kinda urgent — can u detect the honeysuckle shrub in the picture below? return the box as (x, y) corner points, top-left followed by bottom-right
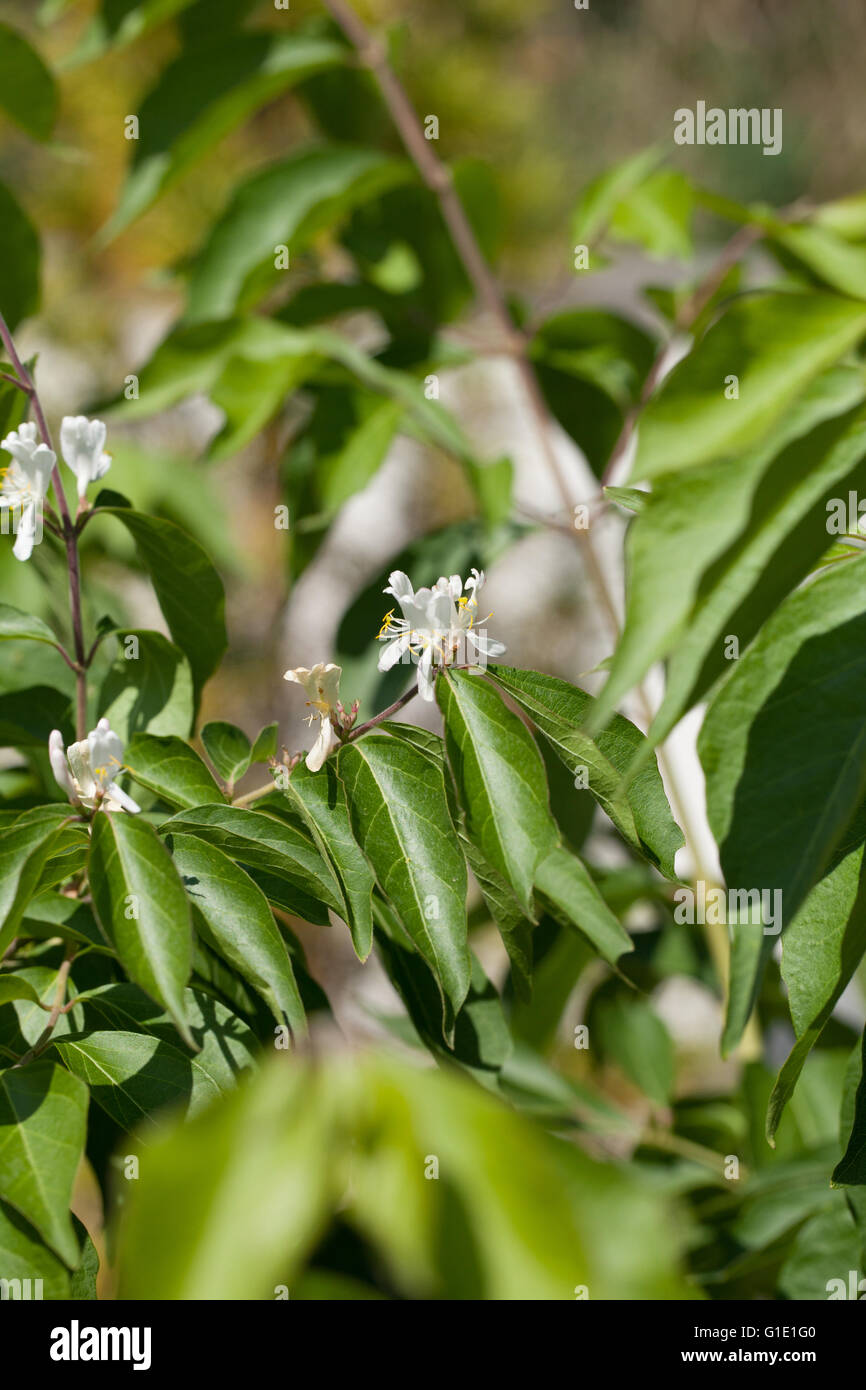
(1, 0), (866, 1303)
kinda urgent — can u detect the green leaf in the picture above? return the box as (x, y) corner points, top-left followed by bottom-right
(535, 846), (633, 965)
(97, 629), (194, 742)
(161, 801), (344, 925)
(184, 146), (413, 323)
(593, 996), (674, 1106)
(277, 759), (375, 960)
(199, 721), (251, 789)
(437, 669), (558, 916)
(608, 168), (694, 260)
(770, 222), (866, 301)
(767, 806), (866, 1142)
(571, 146), (664, 251)
(88, 812), (193, 1043)
(0, 1060), (87, 1267)
(530, 310), (656, 477)
(318, 397), (403, 513)
(54, 1030), (225, 1131)
(488, 666), (683, 878)
(20, 892), (109, 953)
(0, 1197), (71, 1298)
(338, 734), (470, 1038)
(114, 1059), (338, 1298)
(0, 23), (57, 140)
(77, 980), (257, 1071)
(70, 1216), (100, 1300)
(250, 722), (278, 764)
(0, 178), (40, 331)
(102, 33), (347, 238)
(0, 604), (60, 647)
(95, 502), (227, 694)
(457, 830), (534, 1002)
(0, 685), (72, 748)
(168, 832), (305, 1036)
(833, 1030), (866, 1185)
(0, 975), (43, 1008)
(125, 733), (225, 809)
(0, 806), (73, 954)
(700, 552), (866, 1050)
(374, 905), (512, 1083)
(590, 368), (866, 737)
(631, 292), (866, 481)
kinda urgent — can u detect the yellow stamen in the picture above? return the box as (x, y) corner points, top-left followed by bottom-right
(377, 609), (395, 638)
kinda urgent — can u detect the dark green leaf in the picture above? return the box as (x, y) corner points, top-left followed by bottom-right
(338, 734), (470, 1037)
(88, 812), (193, 1043)
(169, 832), (305, 1036)
(125, 733), (225, 809)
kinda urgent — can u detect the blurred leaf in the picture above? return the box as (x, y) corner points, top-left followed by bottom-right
(116, 1051), (695, 1299)
(89, 811), (193, 1044)
(0, 1060), (87, 1267)
(0, 179), (40, 330)
(184, 146), (413, 323)
(0, 604), (59, 648)
(530, 309), (655, 477)
(631, 292), (866, 481)
(771, 223), (866, 300)
(102, 33), (347, 239)
(609, 168), (694, 259)
(0, 23), (57, 140)
(571, 145), (664, 254)
(591, 368), (866, 738)
(594, 995), (674, 1106)
(815, 192), (866, 241)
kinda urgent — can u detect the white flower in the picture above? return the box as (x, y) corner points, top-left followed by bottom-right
(284, 662), (344, 771)
(377, 568), (505, 700)
(49, 719), (140, 813)
(60, 415), (111, 499)
(0, 422), (55, 561)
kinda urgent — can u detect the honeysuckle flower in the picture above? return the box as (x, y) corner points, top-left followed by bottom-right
(60, 415), (111, 499)
(0, 422), (55, 561)
(49, 719), (140, 814)
(284, 662), (358, 771)
(377, 568), (505, 700)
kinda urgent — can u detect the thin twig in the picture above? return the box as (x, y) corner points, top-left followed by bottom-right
(346, 682), (419, 740)
(13, 945), (77, 1067)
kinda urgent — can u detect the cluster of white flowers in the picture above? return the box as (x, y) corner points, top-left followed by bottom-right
(377, 567), (505, 700)
(0, 415), (111, 561)
(49, 718), (140, 814)
(283, 569), (505, 773)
